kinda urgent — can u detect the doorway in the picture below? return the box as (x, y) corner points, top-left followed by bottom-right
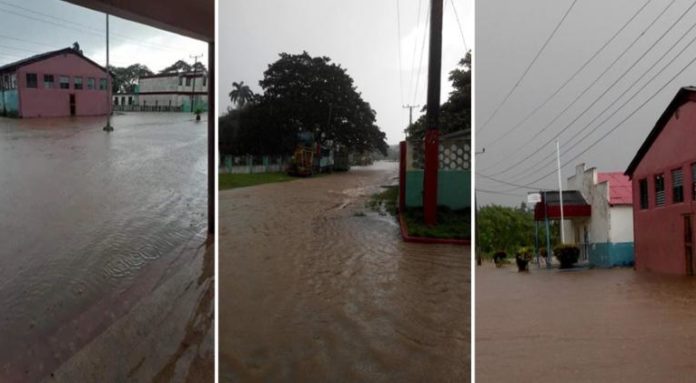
(69, 94), (76, 116)
(685, 215), (693, 275)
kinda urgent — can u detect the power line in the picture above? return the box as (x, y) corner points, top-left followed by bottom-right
(484, 0), (679, 177)
(480, 0), (652, 155)
(0, 1), (184, 55)
(476, 188), (528, 197)
(395, 0), (404, 105)
(507, 18), (696, 185)
(412, 1), (431, 104)
(477, 172), (546, 190)
(496, 45), (696, 191)
(478, 0), (579, 133)
(504, 11), (696, 184)
(448, 0), (468, 52)
(408, 0), (425, 99)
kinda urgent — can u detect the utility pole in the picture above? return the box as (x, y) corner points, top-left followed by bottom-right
(103, 14), (113, 132)
(189, 53), (203, 114)
(402, 104), (420, 127)
(423, 0), (444, 226)
(556, 140), (565, 244)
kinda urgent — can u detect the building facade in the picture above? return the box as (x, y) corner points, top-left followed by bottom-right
(0, 47), (110, 118)
(113, 72), (208, 112)
(565, 164), (634, 267)
(626, 86), (696, 275)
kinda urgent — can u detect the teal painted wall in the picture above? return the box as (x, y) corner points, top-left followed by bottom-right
(0, 90), (19, 117)
(588, 242), (634, 267)
(405, 170), (470, 210)
(182, 98), (208, 113)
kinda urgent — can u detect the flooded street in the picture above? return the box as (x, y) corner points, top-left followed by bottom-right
(477, 263), (696, 382)
(219, 161), (470, 382)
(0, 113), (211, 382)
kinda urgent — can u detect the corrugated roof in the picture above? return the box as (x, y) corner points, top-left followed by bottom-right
(598, 172), (632, 205)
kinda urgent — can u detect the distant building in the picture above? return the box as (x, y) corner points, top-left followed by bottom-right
(0, 47), (111, 118)
(113, 71), (208, 112)
(626, 86), (696, 275)
(564, 164), (634, 267)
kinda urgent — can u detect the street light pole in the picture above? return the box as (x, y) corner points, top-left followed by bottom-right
(103, 13), (113, 132)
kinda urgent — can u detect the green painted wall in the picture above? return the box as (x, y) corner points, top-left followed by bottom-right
(588, 242), (634, 267)
(0, 89), (19, 117)
(182, 98), (208, 113)
(405, 170), (470, 210)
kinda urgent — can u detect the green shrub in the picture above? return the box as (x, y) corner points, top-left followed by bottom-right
(517, 246), (533, 261)
(554, 245), (579, 269)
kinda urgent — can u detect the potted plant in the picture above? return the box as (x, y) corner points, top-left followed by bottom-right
(515, 246), (532, 272)
(493, 251), (507, 268)
(194, 107), (203, 121)
(554, 245), (580, 269)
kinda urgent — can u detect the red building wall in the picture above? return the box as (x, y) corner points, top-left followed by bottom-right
(631, 98), (696, 274)
(16, 52), (110, 118)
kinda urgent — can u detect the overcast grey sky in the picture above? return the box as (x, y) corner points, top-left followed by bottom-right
(0, 0), (207, 72)
(476, 0), (696, 206)
(219, 0), (472, 145)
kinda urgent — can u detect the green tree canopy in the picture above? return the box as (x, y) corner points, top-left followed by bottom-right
(220, 52), (388, 157)
(109, 63), (154, 93)
(159, 59), (206, 74)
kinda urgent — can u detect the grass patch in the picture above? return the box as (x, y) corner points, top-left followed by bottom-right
(403, 207), (470, 240)
(367, 185), (398, 216)
(219, 172), (295, 190)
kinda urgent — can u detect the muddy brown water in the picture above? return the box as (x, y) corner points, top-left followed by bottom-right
(0, 113), (207, 382)
(477, 263), (696, 382)
(219, 162), (470, 382)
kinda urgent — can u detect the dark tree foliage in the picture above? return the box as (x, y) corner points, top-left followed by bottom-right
(109, 63), (154, 93)
(229, 81), (255, 108)
(406, 50), (471, 140)
(159, 59), (206, 74)
(220, 52), (388, 157)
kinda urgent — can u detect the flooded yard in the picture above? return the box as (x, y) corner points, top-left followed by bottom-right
(477, 263), (696, 382)
(0, 113), (210, 382)
(219, 162), (470, 382)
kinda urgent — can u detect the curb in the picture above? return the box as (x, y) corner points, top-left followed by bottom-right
(399, 213), (470, 245)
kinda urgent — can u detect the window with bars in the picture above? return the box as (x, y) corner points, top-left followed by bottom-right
(655, 174), (665, 206)
(44, 74), (54, 88)
(639, 179), (649, 209)
(87, 77), (95, 90)
(26, 73), (37, 88)
(74, 77), (83, 90)
(673, 168), (684, 203)
(59, 76), (69, 89)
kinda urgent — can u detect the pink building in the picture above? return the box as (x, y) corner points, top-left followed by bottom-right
(626, 86), (696, 275)
(0, 47), (111, 118)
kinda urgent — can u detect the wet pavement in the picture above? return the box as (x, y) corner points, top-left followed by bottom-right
(0, 113), (210, 382)
(477, 262), (696, 382)
(219, 161), (470, 382)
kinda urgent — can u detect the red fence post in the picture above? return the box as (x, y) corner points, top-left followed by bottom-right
(399, 141), (407, 213)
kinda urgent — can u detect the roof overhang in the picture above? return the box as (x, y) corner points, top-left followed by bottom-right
(60, 0), (213, 42)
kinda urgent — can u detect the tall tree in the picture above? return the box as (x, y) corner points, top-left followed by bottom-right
(259, 51), (387, 155)
(109, 63), (154, 93)
(219, 52), (388, 157)
(229, 81), (255, 108)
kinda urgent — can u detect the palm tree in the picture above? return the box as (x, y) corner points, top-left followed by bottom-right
(229, 81), (255, 108)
